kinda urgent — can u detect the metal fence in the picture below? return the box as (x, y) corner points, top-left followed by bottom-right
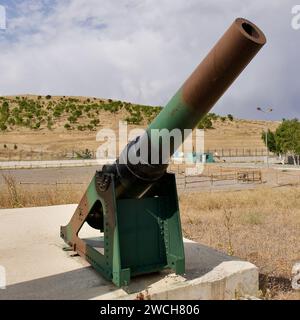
(9, 169), (262, 191)
(175, 170), (262, 189)
(0, 148), (272, 161)
(206, 148), (271, 157)
(0, 149), (97, 161)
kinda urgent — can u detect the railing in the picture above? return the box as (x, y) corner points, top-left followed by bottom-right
(0, 148), (273, 161)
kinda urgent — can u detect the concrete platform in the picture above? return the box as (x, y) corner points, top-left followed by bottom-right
(0, 204), (258, 300)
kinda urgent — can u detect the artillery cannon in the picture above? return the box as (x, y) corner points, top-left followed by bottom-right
(61, 18), (266, 286)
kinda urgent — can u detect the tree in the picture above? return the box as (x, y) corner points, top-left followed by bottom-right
(263, 119), (300, 165)
(0, 101), (9, 126)
(261, 129), (279, 154)
(197, 116), (213, 129)
(0, 124), (7, 131)
(227, 114), (234, 121)
(275, 119), (300, 165)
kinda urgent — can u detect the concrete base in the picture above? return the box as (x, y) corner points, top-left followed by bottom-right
(0, 205), (258, 300)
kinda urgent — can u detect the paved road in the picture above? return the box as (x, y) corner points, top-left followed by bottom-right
(0, 166), (101, 185)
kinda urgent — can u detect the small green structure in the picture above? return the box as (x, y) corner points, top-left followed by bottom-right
(204, 153), (215, 163)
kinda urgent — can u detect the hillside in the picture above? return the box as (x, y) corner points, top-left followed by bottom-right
(0, 95), (161, 131)
(0, 95), (280, 159)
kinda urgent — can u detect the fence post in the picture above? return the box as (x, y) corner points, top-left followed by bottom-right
(260, 171), (262, 184)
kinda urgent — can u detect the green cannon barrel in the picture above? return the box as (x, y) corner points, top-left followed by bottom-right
(103, 18), (266, 198)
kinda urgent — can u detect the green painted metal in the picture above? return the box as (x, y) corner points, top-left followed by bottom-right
(148, 89), (196, 132)
(61, 172), (184, 287)
(116, 173), (184, 277)
(205, 153), (215, 163)
(147, 89), (202, 150)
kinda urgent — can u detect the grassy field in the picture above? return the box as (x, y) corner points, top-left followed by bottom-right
(179, 187), (300, 299)
(1, 174), (299, 300)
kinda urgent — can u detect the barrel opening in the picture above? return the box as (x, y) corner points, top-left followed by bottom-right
(242, 22), (259, 39)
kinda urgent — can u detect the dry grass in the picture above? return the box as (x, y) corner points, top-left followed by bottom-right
(0, 175), (82, 208)
(179, 186), (300, 299)
(1, 174), (299, 299)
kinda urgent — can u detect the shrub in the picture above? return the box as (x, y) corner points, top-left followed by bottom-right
(67, 116), (77, 123)
(197, 116), (213, 129)
(227, 114), (234, 121)
(90, 119), (100, 126)
(53, 110), (62, 118)
(75, 149), (93, 159)
(2, 101), (9, 111)
(73, 110), (82, 117)
(8, 118), (16, 126)
(47, 120), (53, 129)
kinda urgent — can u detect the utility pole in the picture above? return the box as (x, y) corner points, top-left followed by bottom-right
(257, 107), (273, 167)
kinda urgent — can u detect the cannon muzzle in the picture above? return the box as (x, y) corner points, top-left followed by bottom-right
(103, 18), (266, 198)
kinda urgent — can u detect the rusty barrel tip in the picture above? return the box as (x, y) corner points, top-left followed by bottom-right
(234, 17), (266, 45)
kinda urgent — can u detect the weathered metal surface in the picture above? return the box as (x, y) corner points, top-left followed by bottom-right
(103, 17), (266, 200)
(61, 172), (184, 286)
(182, 18), (266, 116)
(61, 18), (266, 287)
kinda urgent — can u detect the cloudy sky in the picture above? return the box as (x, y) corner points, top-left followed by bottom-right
(0, 0), (299, 120)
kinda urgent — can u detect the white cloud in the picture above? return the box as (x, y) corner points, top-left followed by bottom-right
(0, 0), (298, 119)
